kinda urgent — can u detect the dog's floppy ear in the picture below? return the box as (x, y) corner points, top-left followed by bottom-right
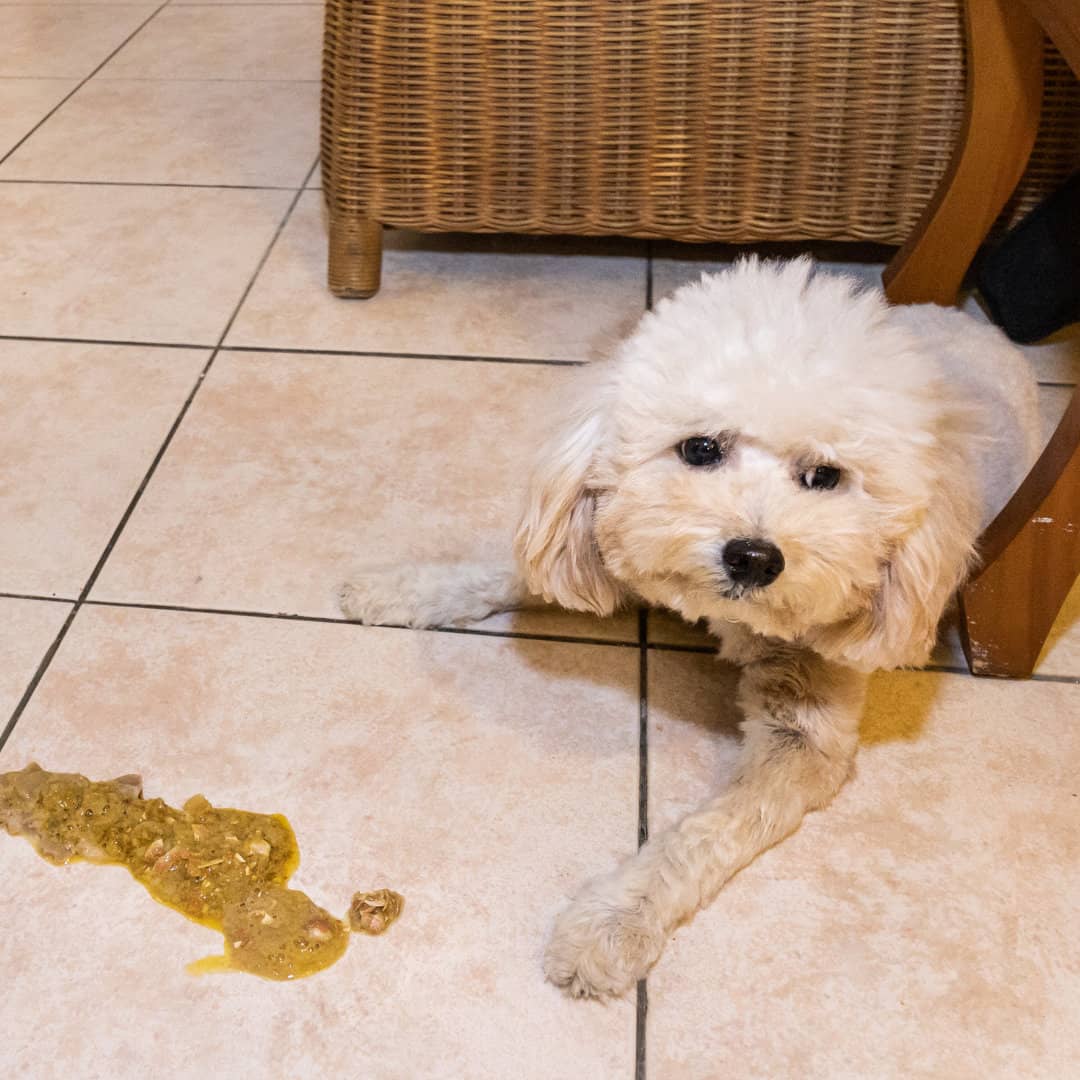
(513, 389), (623, 616)
(825, 477), (979, 671)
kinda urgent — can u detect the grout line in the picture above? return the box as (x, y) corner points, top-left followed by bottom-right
(645, 239), (654, 312)
(636, 979), (648, 1080)
(0, 179), (300, 190)
(21, 584), (1080, 676)
(1028, 671), (1080, 685)
(26, 587), (1080, 681)
(895, 662), (1080, 686)
(90, 77), (322, 84)
(0, 334), (586, 368)
(0, 591), (76, 605)
(0, 604), (82, 753)
(81, 597), (642, 648)
(1, 328), (1067, 381)
(980, 669), (1080, 686)
(0, 1), (172, 170)
(0, 334), (211, 350)
(223, 345), (585, 367)
(637, 610), (650, 847)
(199, 163), (318, 349)
(0, 324), (1070, 381)
(0, 162), (316, 754)
(635, 607), (649, 1080)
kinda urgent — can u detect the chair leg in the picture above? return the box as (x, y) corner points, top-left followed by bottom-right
(881, 0), (1044, 306)
(961, 387), (1080, 676)
(328, 212), (383, 299)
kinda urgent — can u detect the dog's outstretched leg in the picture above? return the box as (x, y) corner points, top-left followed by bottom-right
(338, 561), (532, 629)
(544, 647), (867, 999)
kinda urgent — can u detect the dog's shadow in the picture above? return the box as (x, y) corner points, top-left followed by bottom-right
(502, 607), (943, 755)
(860, 669), (944, 745)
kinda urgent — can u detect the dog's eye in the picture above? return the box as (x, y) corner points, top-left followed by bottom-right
(678, 437), (725, 468)
(801, 465), (842, 490)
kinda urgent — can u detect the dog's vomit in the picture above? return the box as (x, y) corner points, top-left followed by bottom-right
(0, 763), (401, 981)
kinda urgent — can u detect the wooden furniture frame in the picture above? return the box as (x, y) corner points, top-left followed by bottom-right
(884, 0), (1080, 676)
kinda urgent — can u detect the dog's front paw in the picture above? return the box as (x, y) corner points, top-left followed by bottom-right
(340, 561), (522, 629)
(544, 884), (666, 1000)
(338, 569), (435, 628)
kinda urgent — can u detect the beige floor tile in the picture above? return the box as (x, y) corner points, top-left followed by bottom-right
(1, 605), (638, 1078)
(92, 350), (637, 641)
(0, 78), (77, 157)
(0, 183), (292, 343)
(0, 342), (208, 596)
(645, 655), (1080, 1079)
(9, 0), (153, 4)
(1015, 323), (1080, 386)
(100, 6), (321, 81)
(0, 5), (156, 78)
(173, 0), (319, 4)
(0, 598), (70, 720)
(227, 192), (648, 360)
(0, 79), (319, 186)
(1039, 578), (1080, 678)
(170, 0), (317, 4)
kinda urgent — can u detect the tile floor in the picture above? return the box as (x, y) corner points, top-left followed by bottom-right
(1, 4), (1078, 1079)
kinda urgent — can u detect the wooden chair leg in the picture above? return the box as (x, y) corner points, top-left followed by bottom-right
(961, 387), (1080, 676)
(328, 212), (383, 299)
(881, 0), (1044, 306)
(878, 0), (1080, 677)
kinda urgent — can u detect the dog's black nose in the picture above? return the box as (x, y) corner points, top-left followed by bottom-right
(722, 538), (785, 588)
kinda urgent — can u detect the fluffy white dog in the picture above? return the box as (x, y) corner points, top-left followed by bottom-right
(340, 257), (1040, 999)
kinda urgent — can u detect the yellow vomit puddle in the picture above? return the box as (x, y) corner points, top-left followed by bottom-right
(0, 763), (403, 981)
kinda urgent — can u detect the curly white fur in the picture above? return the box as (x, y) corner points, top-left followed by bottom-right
(340, 257), (1040, 999)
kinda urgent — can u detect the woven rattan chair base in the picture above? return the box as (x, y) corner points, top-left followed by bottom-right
(321, 0), (1079, 297)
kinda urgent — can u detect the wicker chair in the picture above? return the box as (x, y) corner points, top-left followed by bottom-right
(321, 0), (1078, 299)
(320, 0), (1080, 680)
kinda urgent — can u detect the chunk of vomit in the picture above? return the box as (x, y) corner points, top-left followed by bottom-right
(0, 763), (401, 981)
(349, 888), (404, 935)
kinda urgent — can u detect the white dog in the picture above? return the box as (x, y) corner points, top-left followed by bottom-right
(340, 257), (1040, 999)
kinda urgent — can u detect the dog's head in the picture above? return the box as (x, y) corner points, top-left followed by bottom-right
(515, 258), (982, 671)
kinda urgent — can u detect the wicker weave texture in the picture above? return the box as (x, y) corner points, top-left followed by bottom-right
(322, 0), (1080, 245)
